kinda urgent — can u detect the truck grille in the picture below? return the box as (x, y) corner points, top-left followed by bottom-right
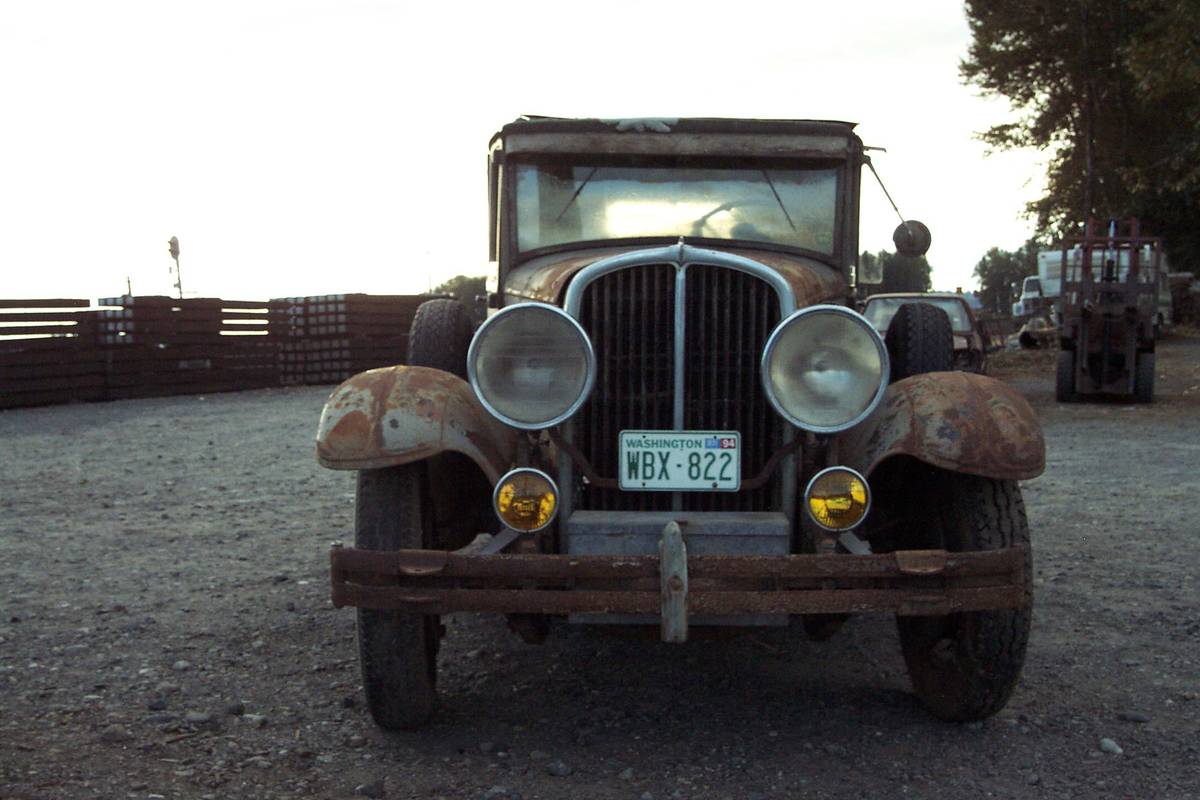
(573, 263), (783, 511)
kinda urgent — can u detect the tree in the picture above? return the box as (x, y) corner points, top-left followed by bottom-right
(880, 251), (932, 294)
(961, 0), (1200, 272)
(973, 242), (1039, 315)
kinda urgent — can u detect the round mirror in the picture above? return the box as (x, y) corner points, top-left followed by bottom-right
(893, 220), (932, 257)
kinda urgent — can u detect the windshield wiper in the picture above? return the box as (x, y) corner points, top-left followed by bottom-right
(760, 169), (797, 232)
(554, 167), (600, 223)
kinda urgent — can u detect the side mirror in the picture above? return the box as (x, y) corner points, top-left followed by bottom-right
(893, 220), (931, 257)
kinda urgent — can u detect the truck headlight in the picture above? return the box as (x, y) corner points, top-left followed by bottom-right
(805, 466), (871, 531)
(493, 468), (559, 532)
(761, 305), (889, 433)
(468, 303), (595, 430)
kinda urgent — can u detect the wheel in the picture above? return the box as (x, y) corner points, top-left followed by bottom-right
(895, 473), (1032, 722)
(355, 465), (439, 730)
(1134, 352), (1155, 404)
(408, 298), (475, 379)
(1055, 350), (1077, 403)
(884, 302), (953, 381)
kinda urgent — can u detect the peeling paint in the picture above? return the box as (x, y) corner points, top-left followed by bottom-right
(316, 366), (517, 482)
(839, 371), (1045, 480)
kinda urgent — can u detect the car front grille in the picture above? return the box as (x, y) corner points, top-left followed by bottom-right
(572, 262), (783, 512)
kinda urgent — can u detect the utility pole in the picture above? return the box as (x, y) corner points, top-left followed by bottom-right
(167, 236), (183, 299)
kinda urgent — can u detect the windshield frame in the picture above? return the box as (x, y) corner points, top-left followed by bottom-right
(505, 153), (848, 267)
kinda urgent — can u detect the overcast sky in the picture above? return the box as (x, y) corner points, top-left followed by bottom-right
(1, 0), (1044, 303)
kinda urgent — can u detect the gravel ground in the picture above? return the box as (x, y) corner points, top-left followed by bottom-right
(2, 333), (1199, 800)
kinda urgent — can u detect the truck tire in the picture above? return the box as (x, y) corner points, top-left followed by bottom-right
(355, 465), (439, 730)
(885, 302), (954, 381)
(1055, 350), (1077, 403)
(408, 298), (475, 379)
(1134, 352), (1155, 404)
(896, 473), (1032, 722)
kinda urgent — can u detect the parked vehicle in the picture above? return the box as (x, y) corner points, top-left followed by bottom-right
(1056, 218), (1162, 402)
(862, 292), (990, 373)
(317, 117), (1045, 729)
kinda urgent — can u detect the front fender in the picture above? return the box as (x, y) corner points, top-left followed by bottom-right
(838, 372), (1045, 481)
(316, 366), (517, 483)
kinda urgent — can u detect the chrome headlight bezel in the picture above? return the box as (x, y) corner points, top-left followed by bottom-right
(760, 304), (890, 434)
(467, 302), (596, 430)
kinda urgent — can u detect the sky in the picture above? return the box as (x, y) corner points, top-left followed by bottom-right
(0, 0), (1045, 303)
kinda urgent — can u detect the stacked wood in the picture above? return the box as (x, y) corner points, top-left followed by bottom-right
(0, 300), (103, 409)
(270, 294), (432, 385)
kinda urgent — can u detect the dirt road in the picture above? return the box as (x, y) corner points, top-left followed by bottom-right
(3, 334), (1199, 799)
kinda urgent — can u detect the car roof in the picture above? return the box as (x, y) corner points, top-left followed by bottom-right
(865, 293), (968, 302)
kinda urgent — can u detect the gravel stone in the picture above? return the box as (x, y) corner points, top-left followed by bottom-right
(171, 660), (192, 672)
(147, 696), (168, 711)
(185, 711), (213, 725)
(224, 700), (246, 716)
(546, 760), (573, 777)
(1100, 738), (1124, 755)
(355, 780), (386, 798)
(1118, 711), (1152, 723)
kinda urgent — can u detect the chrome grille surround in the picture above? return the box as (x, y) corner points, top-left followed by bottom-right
(561, 242), (796, 520)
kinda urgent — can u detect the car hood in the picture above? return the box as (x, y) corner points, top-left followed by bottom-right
(503, 245), (847, 308)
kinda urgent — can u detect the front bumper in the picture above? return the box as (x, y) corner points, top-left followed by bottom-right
(330, 542), (1027, 619)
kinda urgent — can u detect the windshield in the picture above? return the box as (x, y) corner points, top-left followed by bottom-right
(864, 297), (971, 332)
(514, 159), (839, 255)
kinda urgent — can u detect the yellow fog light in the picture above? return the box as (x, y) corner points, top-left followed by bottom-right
(804, 467), (871, 531)
(493, 468), (558, 532)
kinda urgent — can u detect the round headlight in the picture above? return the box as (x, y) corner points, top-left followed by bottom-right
(493, 468), (559, 532)
(805, 466), (871, 531)
(468, 303), (595, 430)
(761, 305), (889, 433)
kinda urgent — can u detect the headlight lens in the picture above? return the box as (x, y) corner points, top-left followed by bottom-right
(761, 305), (889, 433)
(493, 468), (559, 532)
(805, 466), (871, 531)
(468, 303), (595, 429)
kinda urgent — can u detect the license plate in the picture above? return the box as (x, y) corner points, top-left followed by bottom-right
(618, 430), (741, 492)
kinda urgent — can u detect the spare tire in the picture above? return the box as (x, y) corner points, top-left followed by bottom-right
(885, 302), (954, 381)
(408, 299), (475, 379)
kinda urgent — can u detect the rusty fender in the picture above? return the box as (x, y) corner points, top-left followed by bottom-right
(316, 366), (517, 482)
(838, 371), (1045, 481)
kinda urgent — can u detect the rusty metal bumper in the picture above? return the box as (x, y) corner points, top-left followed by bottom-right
(330, 544), (1027, 618)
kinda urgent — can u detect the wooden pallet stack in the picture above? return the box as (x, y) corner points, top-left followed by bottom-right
(0, 293), (434, 410)
(270, 294), (428, 385)
(96, 296), (278, 399)
(0, 299), (103, 409)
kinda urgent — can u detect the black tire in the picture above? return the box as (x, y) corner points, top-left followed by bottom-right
(1134, 352), (1155, 404)
(355, 465), (439, 730)
(896, 473), (1033, 722)
(1055, 350), (1077, 403)
(885, 302), (954, 381)
(408, 299), (475, 379)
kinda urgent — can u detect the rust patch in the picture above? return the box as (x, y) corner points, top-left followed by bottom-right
(840, 371), (1045, 481)
(316, 366), (517, 481)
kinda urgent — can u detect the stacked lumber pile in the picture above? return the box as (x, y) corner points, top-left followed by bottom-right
(269, 294), (429, 385)
(0, 299), (103, 409)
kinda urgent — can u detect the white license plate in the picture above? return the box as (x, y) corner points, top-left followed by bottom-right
(618, 430), (741, 491)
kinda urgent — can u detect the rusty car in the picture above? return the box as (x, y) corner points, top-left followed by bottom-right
(316, 117), (1045, 729)
(862, 292), (991, 373)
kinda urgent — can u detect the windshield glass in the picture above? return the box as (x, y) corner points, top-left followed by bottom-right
(863, 297), (971, 332)
(515, 159), (839, 254)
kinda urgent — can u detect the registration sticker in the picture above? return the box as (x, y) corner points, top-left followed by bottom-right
(617, 430), (741, 492)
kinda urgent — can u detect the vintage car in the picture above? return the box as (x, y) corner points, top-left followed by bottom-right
(317, 117), (1044, 730)
(862, 292), (990, 372)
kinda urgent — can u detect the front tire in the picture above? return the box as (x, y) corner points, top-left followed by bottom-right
(355, 465), (439, 730)
(885, 302), (954, 382)
(896, 472), (1033, 722)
